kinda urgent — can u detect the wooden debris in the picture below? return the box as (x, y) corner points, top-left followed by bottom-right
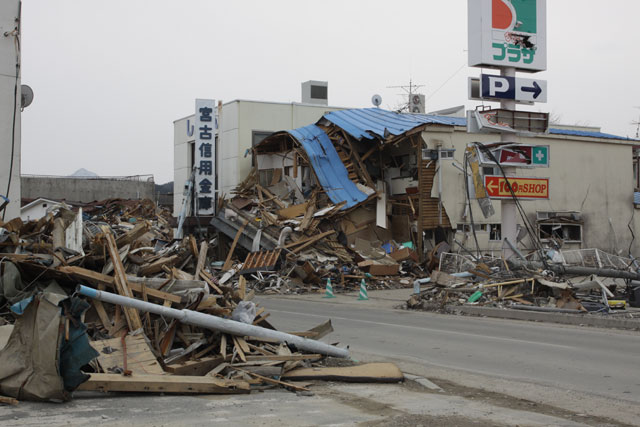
(77, 373), (250, 394)
(282, 363), (404, 383)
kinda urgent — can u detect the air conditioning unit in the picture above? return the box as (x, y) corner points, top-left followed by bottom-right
(301, 80), (328, 106)
(409, 94), (425, 114)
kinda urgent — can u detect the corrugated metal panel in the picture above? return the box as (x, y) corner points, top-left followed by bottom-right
(287, 124), (368, 209)
(323, 108), (466, 140)
(322, 108), (634, 142)
(548, 128), (636, 141)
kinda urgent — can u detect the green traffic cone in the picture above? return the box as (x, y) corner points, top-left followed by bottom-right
(323, 278), (336, 298)
(358, 278), (369, 300)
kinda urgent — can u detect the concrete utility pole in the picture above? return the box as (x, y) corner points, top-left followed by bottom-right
(500, 67), (518, 259)
(0, 0), (21, 221)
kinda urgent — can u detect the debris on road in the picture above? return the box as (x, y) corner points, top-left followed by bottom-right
(0, 199), (402, 402)
(406, 250), (640, 317)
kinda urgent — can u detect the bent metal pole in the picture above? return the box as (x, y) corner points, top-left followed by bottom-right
(76, 285), (349, 358)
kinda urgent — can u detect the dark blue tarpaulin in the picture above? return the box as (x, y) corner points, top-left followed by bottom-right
(287, 124), (368, 209)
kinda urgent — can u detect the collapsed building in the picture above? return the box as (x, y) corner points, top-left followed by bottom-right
(210, 107), (639, 261)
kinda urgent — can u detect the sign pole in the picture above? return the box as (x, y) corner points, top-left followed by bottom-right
(500, 67), (517, 259)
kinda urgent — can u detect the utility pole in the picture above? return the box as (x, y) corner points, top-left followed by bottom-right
(500, 67), (518, 259)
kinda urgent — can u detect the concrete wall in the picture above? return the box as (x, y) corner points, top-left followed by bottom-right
(174, 99), (344, 216)
(420, 126), (639, 255)
(0, 0), (21, 221)
(21, 176), (155, 203)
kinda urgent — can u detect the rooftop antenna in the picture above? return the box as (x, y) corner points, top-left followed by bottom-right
(387, 78), (425, 112)
(632, 106), (640, 139)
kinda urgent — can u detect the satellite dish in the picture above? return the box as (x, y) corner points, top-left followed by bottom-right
(21, 85), (33, 109)
(371, 94), (382, 107)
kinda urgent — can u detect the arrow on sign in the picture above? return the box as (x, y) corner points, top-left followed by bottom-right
(521, 81), (542, 99)
(486, 179), (499, 193)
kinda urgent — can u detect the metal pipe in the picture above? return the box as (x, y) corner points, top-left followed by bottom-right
(77, 285), (349, 358)
(413, 278), (431, 294)
(503, 237), (526, 261)
(508, 260), (640, 281)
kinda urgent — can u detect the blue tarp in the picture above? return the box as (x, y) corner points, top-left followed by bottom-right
(287, 124), (368, 209)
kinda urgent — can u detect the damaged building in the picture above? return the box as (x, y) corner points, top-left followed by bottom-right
(233, 107), (639, 260)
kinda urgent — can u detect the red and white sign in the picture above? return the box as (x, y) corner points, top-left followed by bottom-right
(484, 176), (549, 200)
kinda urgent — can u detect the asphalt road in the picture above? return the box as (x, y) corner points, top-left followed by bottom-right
(258, 294), (640, 406)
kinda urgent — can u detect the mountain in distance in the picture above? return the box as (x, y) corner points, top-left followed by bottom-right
(70, 168), (99, 178)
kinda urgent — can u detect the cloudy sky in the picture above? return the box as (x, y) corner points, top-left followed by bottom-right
(20, 0), (640, 184)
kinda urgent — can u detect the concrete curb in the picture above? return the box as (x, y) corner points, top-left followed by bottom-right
(403, 373), (444, 392)
(443, 305), (640, 330)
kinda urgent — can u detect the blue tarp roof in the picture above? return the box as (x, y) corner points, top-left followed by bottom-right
(287, 124), (368, 209)
(322, 108), (635, 142)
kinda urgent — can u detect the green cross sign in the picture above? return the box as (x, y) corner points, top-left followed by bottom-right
(532, 146), (548, 166)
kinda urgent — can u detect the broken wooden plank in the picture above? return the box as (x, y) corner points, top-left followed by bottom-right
(77, 373), (250, 394)
(232, 336), (247, 362)
(138, 255), (180, 276)
(92, 299), (113, 331)
(164, 356), (227, 376)
(282, 363), (404, 383)
(0, 395), (18, 405)
(277, 202), (309, 219)
(289, 230), (336, 254)
(115, 221), (151, 248)
(92, 335), (165, 376)
(58, 266), (182, 304)
(100, 232), (143, 331)
(238, 275), (246, 300)
(222, 220), (248, 271)
(194, 241), (208, 280)
(234, 369), (309, 392)
(200, 270), (224, 294)
(244, 354), (323, 362)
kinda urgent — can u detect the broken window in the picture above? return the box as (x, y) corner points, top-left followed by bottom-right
(489, 224), (501, 241)
(537, 211), (583, 243)
(483, 166), (500, 176)
(258, 169), (275, 188)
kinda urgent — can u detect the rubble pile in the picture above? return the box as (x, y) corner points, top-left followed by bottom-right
(407, 251), (640, 315)
(0, 199), (401, 402)
(212, 168), (426, 295)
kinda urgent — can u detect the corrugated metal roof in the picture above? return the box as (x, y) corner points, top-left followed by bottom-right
(548, 128), (636, 141)
(322, 108), (465, 140)
(322, 108), (634, 142)
(287, 124), (368, 209)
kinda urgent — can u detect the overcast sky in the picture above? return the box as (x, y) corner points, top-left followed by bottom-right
(20, 0), (640, 184)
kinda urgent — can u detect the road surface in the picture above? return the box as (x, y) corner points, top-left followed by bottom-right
(259, 291), (640, 424)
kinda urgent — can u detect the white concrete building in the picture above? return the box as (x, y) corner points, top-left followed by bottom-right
(20, 198), (62, 221)
(0, 1), (21, 221)
(173, 98), (344, 216)
(418, 122), (639, 255)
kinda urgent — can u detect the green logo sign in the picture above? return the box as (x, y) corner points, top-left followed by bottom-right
(532, 146), (548, 165)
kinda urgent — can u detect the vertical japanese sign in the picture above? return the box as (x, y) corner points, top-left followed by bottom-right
(194, 99), (215, 215)
(468, 0), (546, 72)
